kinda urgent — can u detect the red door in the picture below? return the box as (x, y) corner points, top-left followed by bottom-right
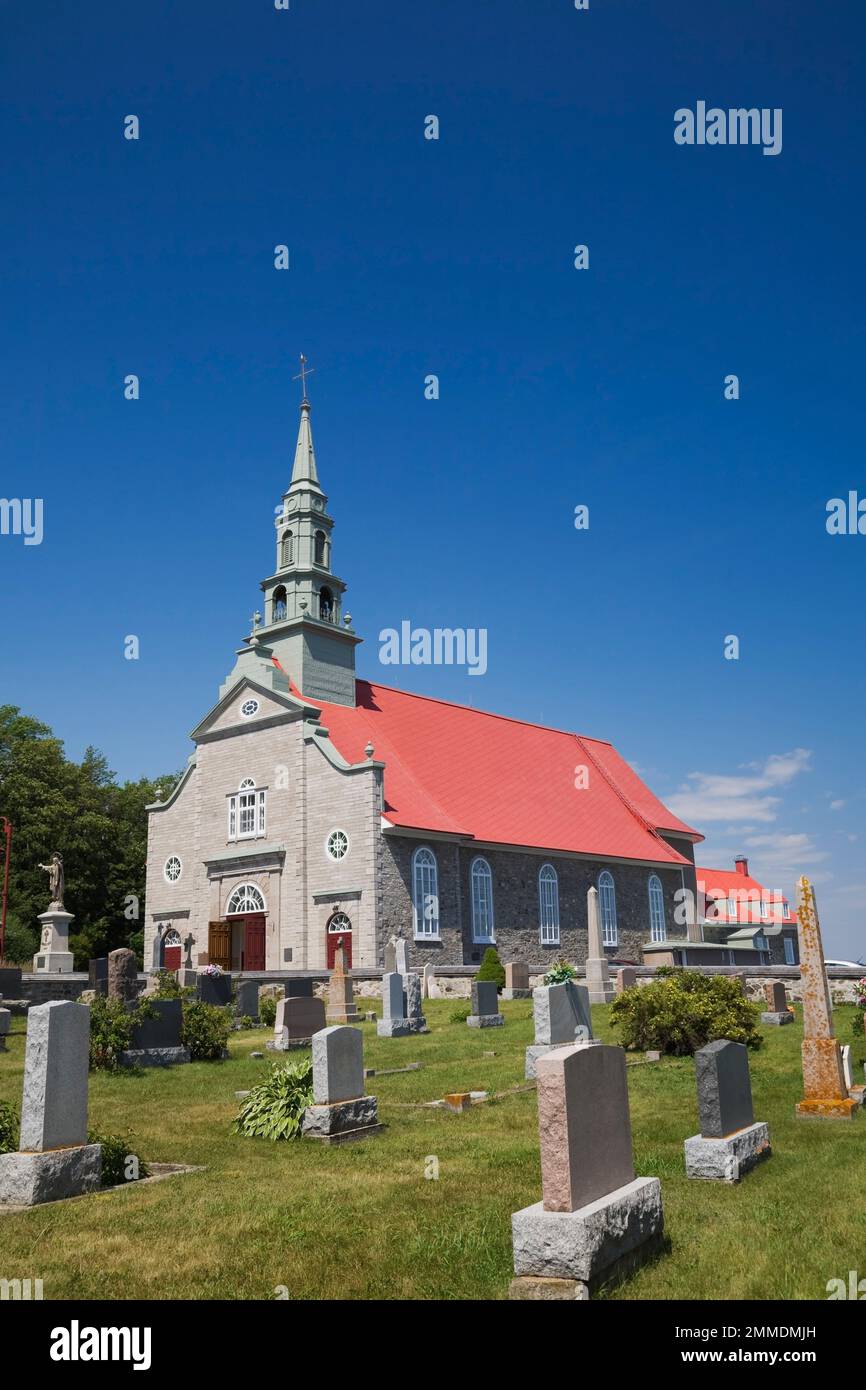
(164, 945), (181, 970)
(244, 915), (266, 972)
(326, 914), (352, 968)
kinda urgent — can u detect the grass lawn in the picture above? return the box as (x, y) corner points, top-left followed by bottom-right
(1, 998), (865, 1301)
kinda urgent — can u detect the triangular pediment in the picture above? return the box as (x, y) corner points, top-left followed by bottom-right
(191, 677), (319, 742)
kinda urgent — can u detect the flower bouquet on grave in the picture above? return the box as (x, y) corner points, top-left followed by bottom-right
(200, 964), (224, 978)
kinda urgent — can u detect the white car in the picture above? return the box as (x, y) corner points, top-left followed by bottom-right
(825, 959), (865, 972)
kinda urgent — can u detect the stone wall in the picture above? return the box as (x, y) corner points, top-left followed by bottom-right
(379, 834), (683, 970)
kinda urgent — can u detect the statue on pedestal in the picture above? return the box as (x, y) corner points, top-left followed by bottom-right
(38, 853), (65, 911)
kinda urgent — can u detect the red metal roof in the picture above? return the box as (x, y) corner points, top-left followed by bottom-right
(696, 864), (795, 924)
(312, 680), (701, 865)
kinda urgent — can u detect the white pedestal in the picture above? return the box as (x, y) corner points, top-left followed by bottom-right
(33, 910), (75, 974)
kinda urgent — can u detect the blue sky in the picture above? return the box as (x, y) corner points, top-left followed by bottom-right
(2, 1), (864, 952)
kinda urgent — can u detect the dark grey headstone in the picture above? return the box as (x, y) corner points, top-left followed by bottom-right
(277, 997), (326, 1042)
(472, 980), (499, 1017)
(88, 959), (108, 996)
(197, 973), (232, 1006)
(0, 967), (23, 995)
(128, 999), (183, 1050)
(695, 1039), (754, 1138)
(236, 980), (260, 1020)
(284, 978), (313, 999)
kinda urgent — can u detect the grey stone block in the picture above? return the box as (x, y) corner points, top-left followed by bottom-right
(501, 989), (533, 1000)
(381, 972), (406, 1022)
(684, 1121), (771, 1182)
(312, 1025), (364, 1104)
(404, 972), (425, 1023)
(0, 1009), (10, 1036)
(301, 1095), (379, 1139)
(119, 1047), (191, 1068)
(760, 1011), (794, 1026)
(0, 1143), (102, 1207)
(128, 998), (183, 1051)
(511, 1176), (663, 1283)
(21, 1001), (90, 1151)
(235, 981), (260, 1020)
(533, 982), (592, 1046)
(467, 1013), (504, 1028)
(377, 1017), (413, 1038)
(695, 1039), (754, 1138)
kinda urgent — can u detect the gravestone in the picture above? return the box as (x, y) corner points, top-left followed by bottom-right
(327, 944), (360, 1023)
(284, 977), (313, 999)
(684, 1040), (771, 1181)
(384, 936), (399, 974)
(107, 948), (139, 1003)
(377, 971), (428, 1036)
(421, 961), (439, 999)
(525, 981), (594, 1079)
(841, 1044), (853, 1093)
(394, 938), (409, 975)
(761, 980), (793, 1025)
(509, 1043), (663, 1300)
(467, 979), (504, 1029)
(236, 980), (260, 1022)
(502, 962), (532, 1000)
(794, 876), (855, 1119)
(0, 1002), (102, 1206)
(584, 886), (614, 1004)
(0, 1009), (10, 1051)
(88, 958), (108, 997)
(403, 972), (429, 1032)
(197, 971), (232, 1006)
(119, 999), (189, 1068)
(0, 966), (23, 996)
(301, 1026), (382, 1143)
(615, 967), (636, 994)
(271, 996), (326, 1050)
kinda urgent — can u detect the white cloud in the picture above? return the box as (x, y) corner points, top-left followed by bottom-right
(829, 799), (846, 811)
(667, 748), (812, 825)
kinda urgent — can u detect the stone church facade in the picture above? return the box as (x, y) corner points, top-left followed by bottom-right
(144, 393), (702, 975)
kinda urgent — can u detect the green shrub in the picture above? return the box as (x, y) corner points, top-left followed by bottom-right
(609, 970), (762, 1055)
(0, 1100), (19, 1155)
(89, 996), (136, 1072)
(450, 1005), (471, 1024)
(259, 995), (278, 1029)
(475, 947), (505, 990)
(236, 1015), (256, 1030)
(150, 969), (182, 999)
(182, 1001), (232, 1060)
(0, 915), (37, 966)
(543, 960), (578, 985)
(89, 1130), (150, 1187)
(234, 1059), (314, 1141)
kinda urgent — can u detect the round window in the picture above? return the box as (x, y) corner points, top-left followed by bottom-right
(164, 856), (182, 883)
(240, 699), (259, 719)
(326, 830), (349, 861)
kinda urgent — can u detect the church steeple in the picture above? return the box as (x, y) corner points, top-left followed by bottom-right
(222, 365), (361, 707)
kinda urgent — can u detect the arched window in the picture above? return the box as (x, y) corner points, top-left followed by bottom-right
(648, 874), (666, 942)
(228, 778), (266, 840)
(538, 863), (560, 945)
(314, 530), (327, 566)
(319, 586), (334, 622)
(273, 585), (287, 622)
(226, 882), (266, 915)
(412, 846), (439, 938)
(470, 857), (495, 942)
(281, 530), (294, 567)
(599, 870), (618, 946)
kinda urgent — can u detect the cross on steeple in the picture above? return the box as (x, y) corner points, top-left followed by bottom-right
(292, 353), (315, 401)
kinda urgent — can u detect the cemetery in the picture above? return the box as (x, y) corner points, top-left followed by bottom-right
(0, 878), (864, 1300)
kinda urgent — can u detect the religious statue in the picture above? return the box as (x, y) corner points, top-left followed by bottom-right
(38, 851), (65, 910)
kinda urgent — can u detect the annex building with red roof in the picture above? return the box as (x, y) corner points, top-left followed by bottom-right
(144, 397), (710, 975)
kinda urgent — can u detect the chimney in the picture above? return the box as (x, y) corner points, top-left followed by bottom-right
(734, 856), (749, 877)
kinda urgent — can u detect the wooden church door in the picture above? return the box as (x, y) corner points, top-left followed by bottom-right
(243, 915), (266, 972)
(208, 921), (232, 971)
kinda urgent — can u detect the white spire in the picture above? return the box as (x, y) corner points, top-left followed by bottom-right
(290, 398), (320, 487)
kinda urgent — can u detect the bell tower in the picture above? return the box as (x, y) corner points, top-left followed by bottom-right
(223, 363), (361, 707)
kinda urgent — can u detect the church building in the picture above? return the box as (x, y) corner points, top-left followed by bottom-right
(144, 390), (703, 976)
